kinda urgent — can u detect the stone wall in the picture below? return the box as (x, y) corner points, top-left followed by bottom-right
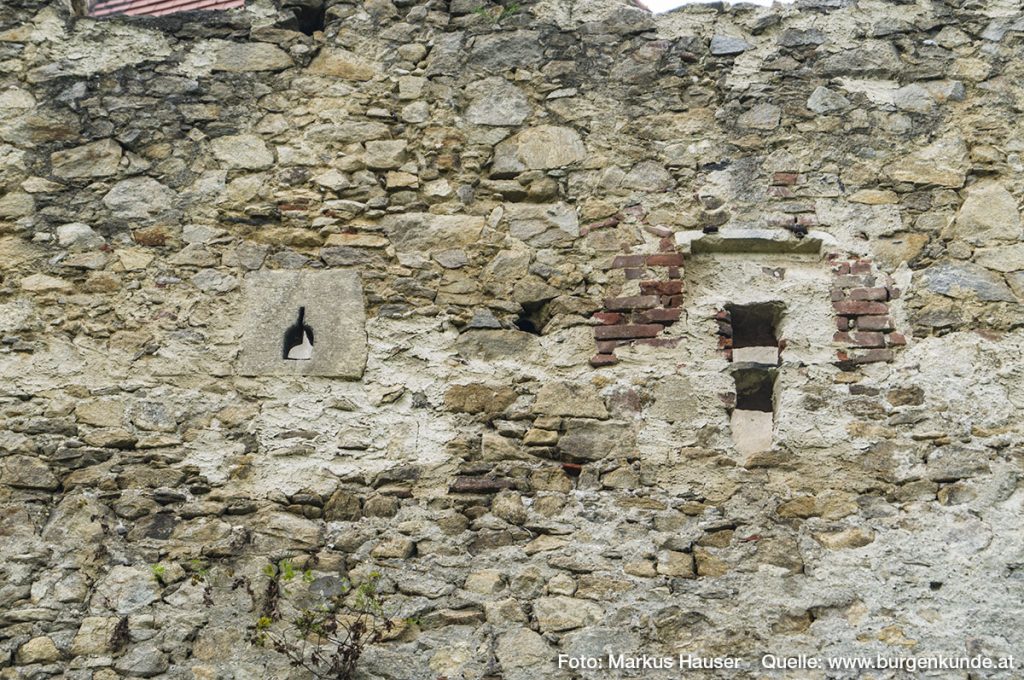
(2, 0), (1024, 677)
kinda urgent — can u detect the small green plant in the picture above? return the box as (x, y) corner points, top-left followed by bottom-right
(472, 2), (520, 24)
(252, 563), (406, 680)
(150, 564), (166, 584)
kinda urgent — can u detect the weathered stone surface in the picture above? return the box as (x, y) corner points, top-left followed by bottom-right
(951, 181), (1021, 243)
(212, 41), (293, 72)
(16, 636), (59, 664)
(710, 35), (749, 55)
(1, 455), (59, 489)
(738, 103), (781, 130)
(381, 212), (485, 253)
(918, 262), (1015, 302)
(445, 383), (516, 414)
(90, 566), (160, 614)
(71, 617), (120, 655)
(888, 136), (968, 187)
(114, 644), (170, 677)
(533, 596), (603, 632)
(975, 244), (1024, 272)
(496, 628), (552, 673)
(533, 382), (608, 419)
(466, 77), (531, 126)
(492, 125), (586, 175)
(807, 86), (851, 113)
(56, 222), (104, 251)
(364, 140), (407, 169)
(211, 134), (273, 170)
(50, 139), (121, 178)
(103, 177), (175, 220)
(557, 419), (633, 461)
(307, 48), (377, 80)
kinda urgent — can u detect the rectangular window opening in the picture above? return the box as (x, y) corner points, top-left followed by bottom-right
(725, 302), (782, 365)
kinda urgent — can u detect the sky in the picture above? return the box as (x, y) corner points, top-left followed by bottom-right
(643, 0), (781, 12)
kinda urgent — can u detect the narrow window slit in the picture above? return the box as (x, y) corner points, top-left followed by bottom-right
(722, 302), (783, 454)
(283, 306), (314, 360)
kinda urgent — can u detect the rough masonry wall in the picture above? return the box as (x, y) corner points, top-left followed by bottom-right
(1, 0), (1024, 677)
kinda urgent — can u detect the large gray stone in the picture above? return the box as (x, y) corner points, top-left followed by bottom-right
(57, 222), (104, 251)
(103, 177), (174, 220)
(807, 86), (851, 114)
(465, 77), (531, 126)
(237, 270), (367, 378)
(975, 244), (1024, 272)
(381, 212), (485, 253)
(533, 382), (608, 419)
(90, 565), (160, 614)
(51, 139), (121, 178)
(951, 181), (1021, 243)
(888, 136), (968, 187)
(557, 419), (634, 462)
(919, 262), (1016, 302)
(211, 134), (273, 170)
(307, 48), (377, 80)
(212, 41), (293, 72)
(737, 104), (781, 130)
(492, 125), (586, 175)
(710, 35), (749, 55)
(533, 596), (603, 632)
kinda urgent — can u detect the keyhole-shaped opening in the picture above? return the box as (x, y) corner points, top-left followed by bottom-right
(283, 307), (315, 360)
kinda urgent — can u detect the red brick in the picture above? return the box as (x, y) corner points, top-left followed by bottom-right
(663, 295), (684, 307)
(604, 295), (659, 311)
(851, 260), (872, 274)
(593, 312), (623, 325)
(639, 308), (682, 324)
(587, 216), (620, 231)
(832, 262), (851, 275)
(610, 254), (646, 269)
(833, 300), (889, 316)
(659, 237), (675, 252)
(836, 317), (850, 331)
(855, 315), (894, 331)
(640, 280), (684, 296)
(715, 310), (731, 321)
(887, 332), (907, 347)
(852, 348), (893, 364)
(849, 287), (888, 301)
(830, 288), (845, 301)
(594, 324), (663, 340)
(589, 353), (619, 367)
(646, 254), (684, 267)
(666, 267), (682, 279)
(850, 331), (886, 348)
(772, 171), (800, 185)
(644, 225), (673, 238)
(624, 268), (644, 280)
(833, 331), (852, 343)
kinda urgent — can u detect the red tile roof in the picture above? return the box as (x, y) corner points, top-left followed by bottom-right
(88, 0), (244, 18)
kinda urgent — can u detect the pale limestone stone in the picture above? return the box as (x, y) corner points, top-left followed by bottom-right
(16, 636), (59, 664)
(952, 181), (1021, 243)
(210, 134), (273, 170)
(464, 569), (505, 594)
(75, 399), (125, 428)
(382, 212), (485, 253)
(307, 48), (377, 80)
(20, 273), (71, 292)
(888, 136), (968, 187)
(465, 77), (531, 126)
(492, 125), (586, 175)
(212, 41), (292, 72)
(813, 528), (876, 549)
(50, 139), (122, 178)
(975, 244), (1024, 272)
(731, 409), (773, 455)
(533, 381), (608, 418)
(71, 617), (120, 656)
(533, 596), (603, 632)
(103, 177), (174, 220)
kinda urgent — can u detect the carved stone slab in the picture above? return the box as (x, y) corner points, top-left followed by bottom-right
(236, 270), (367, 378)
